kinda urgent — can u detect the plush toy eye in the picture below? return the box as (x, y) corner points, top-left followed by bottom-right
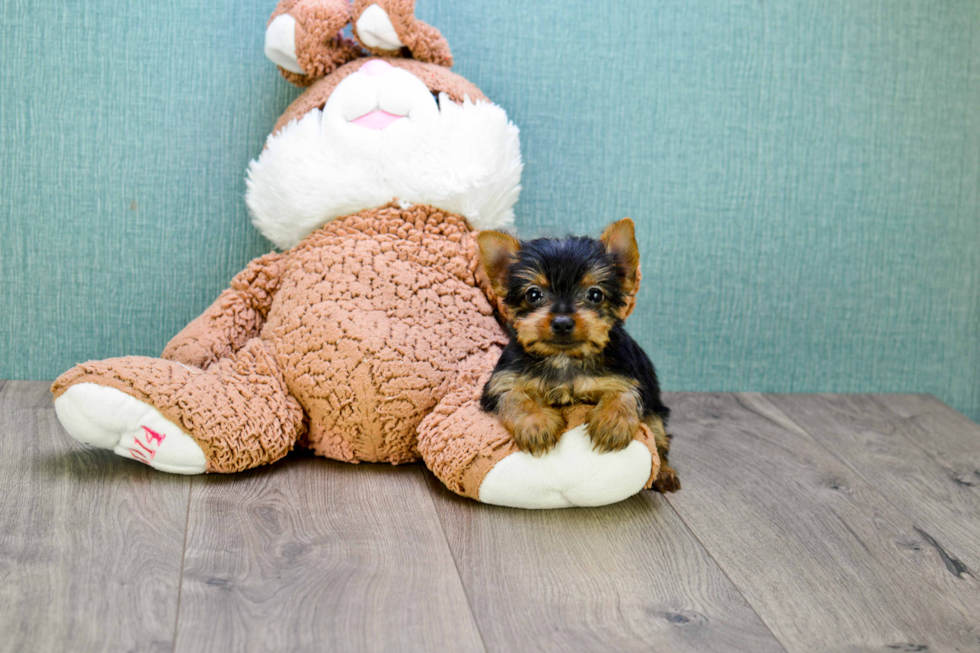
(525, 287), (544, 304)
(586, 287), (604, 304)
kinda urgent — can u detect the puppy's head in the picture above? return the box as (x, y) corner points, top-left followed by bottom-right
(477, 218), (640, 358)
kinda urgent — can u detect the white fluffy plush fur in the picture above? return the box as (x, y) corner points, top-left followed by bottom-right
(246, 65), (523, 250)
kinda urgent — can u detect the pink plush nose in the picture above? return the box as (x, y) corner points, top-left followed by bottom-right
(360, 59), (394, 77)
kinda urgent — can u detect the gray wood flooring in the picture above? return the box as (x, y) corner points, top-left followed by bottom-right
(2, 381), (979, 652)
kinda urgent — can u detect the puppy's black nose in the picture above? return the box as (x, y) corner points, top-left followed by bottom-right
(551, 316), (575, 336)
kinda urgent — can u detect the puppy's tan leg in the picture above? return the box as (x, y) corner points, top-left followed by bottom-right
(645, 414), (681, 492)
(497, 386), (566, 457)
(588, 388), (642, 453)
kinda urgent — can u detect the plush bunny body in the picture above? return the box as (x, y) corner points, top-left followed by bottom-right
(52, 0), (662, 508)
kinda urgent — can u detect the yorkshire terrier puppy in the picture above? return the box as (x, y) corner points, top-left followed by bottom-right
(477, 218), (680, 492)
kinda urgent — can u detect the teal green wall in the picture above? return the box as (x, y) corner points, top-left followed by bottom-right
(2, 1), (978, 420)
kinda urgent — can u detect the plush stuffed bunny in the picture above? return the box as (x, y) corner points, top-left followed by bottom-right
(51, 0), (665, 508)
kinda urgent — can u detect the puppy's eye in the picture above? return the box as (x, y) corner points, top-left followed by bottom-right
(525, 287), (544, 304)
(586, 288), (604, 304)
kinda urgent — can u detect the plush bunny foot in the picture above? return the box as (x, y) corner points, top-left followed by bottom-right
(52, 343), (304, 474)
(54, 383), (207, 475)
(477, 425), (653, 509)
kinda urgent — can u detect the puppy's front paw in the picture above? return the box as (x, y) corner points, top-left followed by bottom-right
(511, 408), (566, 457)
(588, 403), (641, 453)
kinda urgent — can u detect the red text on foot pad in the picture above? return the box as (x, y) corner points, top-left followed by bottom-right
(131, 426), (167, 463)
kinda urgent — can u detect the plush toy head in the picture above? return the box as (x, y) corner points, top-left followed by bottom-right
(248, 0), (523, 249)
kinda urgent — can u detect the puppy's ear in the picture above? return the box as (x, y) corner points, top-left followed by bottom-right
(477, 231), (521, 299)
(601, 218), (640, 293)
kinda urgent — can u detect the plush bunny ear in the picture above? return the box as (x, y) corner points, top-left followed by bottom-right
(351, 0), (453, 67)
(266, 0), (365, 87)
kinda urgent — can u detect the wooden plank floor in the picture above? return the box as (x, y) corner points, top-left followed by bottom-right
(2, 381), (979, 652)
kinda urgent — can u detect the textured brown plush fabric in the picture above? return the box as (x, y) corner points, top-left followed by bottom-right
(272, 57), (488, 136)
(351, 0), (453, 67)
(261, 203), (507, 464)
(162, 253), (285, 370)
(54, 203), (511, 478)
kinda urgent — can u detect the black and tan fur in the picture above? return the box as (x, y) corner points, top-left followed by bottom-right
(477, 219), (680, 492)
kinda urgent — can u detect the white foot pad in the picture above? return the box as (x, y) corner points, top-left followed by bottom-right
(54, 383), (207, 475)
(478, 425), (653, 509)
